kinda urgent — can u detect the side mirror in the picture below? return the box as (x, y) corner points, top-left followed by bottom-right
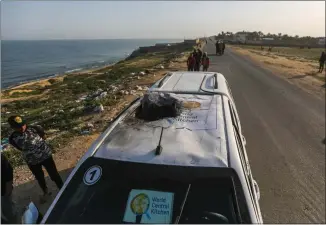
(253, 179), (260, 201)
(22, 202), (42, 224)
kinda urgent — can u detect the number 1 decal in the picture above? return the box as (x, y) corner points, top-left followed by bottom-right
(83, 165), (102, 185)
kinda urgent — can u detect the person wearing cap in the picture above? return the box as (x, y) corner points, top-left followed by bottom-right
(8, 116), (63, 203)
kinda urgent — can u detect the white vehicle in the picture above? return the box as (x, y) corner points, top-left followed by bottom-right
(23, 71), (263, 224)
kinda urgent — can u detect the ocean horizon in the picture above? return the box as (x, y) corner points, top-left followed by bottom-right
(1, 39), (182, 89)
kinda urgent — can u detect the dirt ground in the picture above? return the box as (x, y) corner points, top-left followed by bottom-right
(229, 46), (325, 100)
(11, 55), (189, 218)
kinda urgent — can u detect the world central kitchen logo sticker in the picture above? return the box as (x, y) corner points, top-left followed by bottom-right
(123, 189), (174, 224)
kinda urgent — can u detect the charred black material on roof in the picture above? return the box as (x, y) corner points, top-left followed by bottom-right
(135, 92), (182, 121)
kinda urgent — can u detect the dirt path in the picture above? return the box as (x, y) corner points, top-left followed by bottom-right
(229, 46), (325, 100)
(205, 42), (325, 223)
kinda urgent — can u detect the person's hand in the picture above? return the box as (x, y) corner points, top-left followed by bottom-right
(5, 181), (13, 196)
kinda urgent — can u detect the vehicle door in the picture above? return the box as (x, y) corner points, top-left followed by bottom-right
(228, 100), (263, 222)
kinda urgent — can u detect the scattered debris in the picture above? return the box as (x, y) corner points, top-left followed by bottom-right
(80, 130), (91, 135)
(86, 123), (94, 129)
(93, 104), (104, 113)
(73, 127), (80, 131)
(47, 129), (60, 134)
(139, 71), (146, 76)
(1, 138), (9, 151)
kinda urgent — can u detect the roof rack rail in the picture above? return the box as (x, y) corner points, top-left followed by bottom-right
(214, 73), (218, 89)
(158, 72), (172, 88)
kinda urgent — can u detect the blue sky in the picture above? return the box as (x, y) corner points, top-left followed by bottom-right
(1, 1), (325, 40)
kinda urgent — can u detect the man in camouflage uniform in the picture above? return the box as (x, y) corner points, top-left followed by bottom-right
(8, 116), (63, 203)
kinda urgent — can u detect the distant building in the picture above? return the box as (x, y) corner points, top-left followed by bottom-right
(234, 32), (249, 43)
(317, 37), (325, 46)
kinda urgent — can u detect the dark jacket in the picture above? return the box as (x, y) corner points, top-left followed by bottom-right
(9, 125), (52, 165)
(187, 55), (196, 67)
(319, 52), (326, 63)
(202, 57), (210, 67)
(195, 51), (202, 64)
(1, 154), (13, 196)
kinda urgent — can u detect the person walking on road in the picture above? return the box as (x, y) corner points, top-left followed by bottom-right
(1, 154), (18, 224)
(202, 52), (210, 71)
(194, 49), (202, 71)
(215, 41), (220, 56)
(187, 53), (196, 71)
(318, 51), (326, 73)
(8, 115), (63, 203)
(222, 42), (226, 55)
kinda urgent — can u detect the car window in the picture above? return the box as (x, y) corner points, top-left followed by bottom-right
(44, 158), (252, 224)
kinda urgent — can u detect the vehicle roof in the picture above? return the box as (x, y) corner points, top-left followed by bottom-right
(94, 93), (229, 168)
(149, 71), (232, 99)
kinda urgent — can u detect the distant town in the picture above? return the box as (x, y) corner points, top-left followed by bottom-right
(213, 31), (325, 48)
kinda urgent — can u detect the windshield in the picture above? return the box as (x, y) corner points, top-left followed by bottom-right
(44, 157), (251, 224)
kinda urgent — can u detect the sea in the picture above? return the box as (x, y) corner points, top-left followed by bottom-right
(1, 39), (182, 89)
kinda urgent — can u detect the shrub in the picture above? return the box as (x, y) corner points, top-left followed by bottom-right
(48, 78), (57, 84)
(3, 148), (25, 168)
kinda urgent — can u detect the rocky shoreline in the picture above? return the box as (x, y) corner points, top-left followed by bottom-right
(1, 40), (202, 167)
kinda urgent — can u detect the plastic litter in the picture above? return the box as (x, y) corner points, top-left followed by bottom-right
(135, 92), (182, 121)
(80, 130), (90, 135)
(93, 104), (104, 113)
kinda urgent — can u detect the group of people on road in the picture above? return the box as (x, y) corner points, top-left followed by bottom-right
(2, 116), (63, 224)
(187, 49), (210, 72)
(215, 40), (226, 56)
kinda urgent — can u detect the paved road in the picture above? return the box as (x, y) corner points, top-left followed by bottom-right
(204, 40), (325, 223)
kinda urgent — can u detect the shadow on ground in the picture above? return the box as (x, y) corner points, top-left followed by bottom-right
(13, 167), (74, 218)
(322, 83), (326, 88)
(288, 72), (320, 80)
(208, 54), (224, 57)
